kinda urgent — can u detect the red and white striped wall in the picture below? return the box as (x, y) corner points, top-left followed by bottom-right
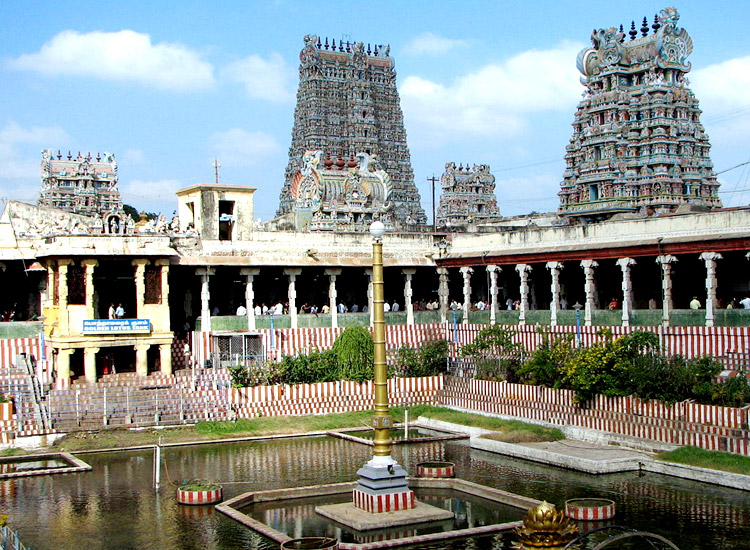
(438, 378), (750, 456)
(352, 488), (415, 513)
(186, 324), (750, 366)
(231, 375), (444, 418)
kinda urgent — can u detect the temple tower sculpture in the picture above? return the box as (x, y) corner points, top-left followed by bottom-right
(277, 35), (427, 231)
(437, 162), (501, 229)
(558, 8), (721, 220)
(39, 149), (124, 217)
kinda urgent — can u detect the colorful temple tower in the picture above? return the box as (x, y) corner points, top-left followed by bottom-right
(39, 149), (124, 218)
(558, 8), (721, 220)
(437, 162), (501, 229)
(277, 35), (427, 231)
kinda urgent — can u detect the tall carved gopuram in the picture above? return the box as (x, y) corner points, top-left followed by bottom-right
(558, 8), (721, 220)
(277, 35), (427, 231)
(38, 149), (124, 218)
(437, 162), (501, 229)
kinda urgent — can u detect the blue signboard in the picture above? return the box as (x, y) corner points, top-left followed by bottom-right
(82, 319), (152, 334)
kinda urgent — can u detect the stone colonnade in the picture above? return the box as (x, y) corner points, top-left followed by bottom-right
(194, 249), (748, 332)
(446, 250), (745, 327)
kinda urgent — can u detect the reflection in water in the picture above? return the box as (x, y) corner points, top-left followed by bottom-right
(0, 437), (747, 550)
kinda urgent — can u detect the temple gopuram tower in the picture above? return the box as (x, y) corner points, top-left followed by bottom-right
(277, 35), (427, 230)
(437, 162), (501, 229)
(39, 149), (124, 217)
(558, 8), (721, 220)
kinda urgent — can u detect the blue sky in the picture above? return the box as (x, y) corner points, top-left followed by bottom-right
(2, 0), (749, 221)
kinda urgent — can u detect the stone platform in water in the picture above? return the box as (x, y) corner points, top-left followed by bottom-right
(316, 501), (454, 531)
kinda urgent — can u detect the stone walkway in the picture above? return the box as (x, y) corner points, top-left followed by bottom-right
(417, 417), (750, 491)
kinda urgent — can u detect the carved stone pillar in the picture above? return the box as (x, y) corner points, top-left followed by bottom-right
(241, 267), (260, 331)
(365, 269), (374, 326)
(459, 266), (474, 325)
(402, 268), (416, 325)
(486, 265), (500, 325)
(546, 262), (563, 326)
(135, 344), (150, 377)
(700, 252), (722, 327)
(656, 255), (678, 327)
(437, 267), (449, 323)
(196, 267), (214, 332)
(580, 260), (598, 327)
(81, 259), (98, 319)
(156, 259), (170, 305)
(516, 264), (532, 326)
(616, 258), (636, 327)
(132, 259), (149, 318)
(46, 262), (56, 309)
(56, 348), (74, 385)
(159, 344), (172, 376)
(284, 268), (302, 329)
(83, 347), (99, 383)
(57, 259), (72, 307)
(325, 268), (342, 328)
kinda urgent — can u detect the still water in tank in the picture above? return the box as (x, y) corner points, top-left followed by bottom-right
(1, 436), (748, 550)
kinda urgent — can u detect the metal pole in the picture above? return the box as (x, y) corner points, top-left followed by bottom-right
(431, 174), (436, 230)
(153, 442), (161, 490)
(371, 231), (392, 458)
(270, 314), (275, 350)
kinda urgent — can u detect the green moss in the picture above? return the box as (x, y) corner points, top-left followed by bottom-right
(656, 446), (750, 475)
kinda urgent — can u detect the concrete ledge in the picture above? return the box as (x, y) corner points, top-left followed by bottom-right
(217, 478), (538, 550)
(418, 416), (750, 491)
(644, 460), (750, 492)
(0, 452), (91, 479)
(470, 437), (644, 475)
(316, 501), (453, 531)
(423, 408), (678, 453)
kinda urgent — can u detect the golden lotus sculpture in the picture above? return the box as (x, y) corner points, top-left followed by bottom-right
(514, 501), (579, 548)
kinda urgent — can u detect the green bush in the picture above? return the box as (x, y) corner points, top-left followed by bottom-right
(708, 374), (750, 407)
(279, 349), (338, 385)
(462, 326), (524, 382)
(394, 340), (448, 377)
(498, 329), (733, 406)
(331, 326), (374, 382)
(228, 361), (283, 387)
(518, 333), (575, 387)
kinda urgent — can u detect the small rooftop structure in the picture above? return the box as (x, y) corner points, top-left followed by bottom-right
(176, 183), (255, 241)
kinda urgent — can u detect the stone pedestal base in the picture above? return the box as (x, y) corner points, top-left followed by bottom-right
(353, 456), (415, 513)
(352, 487), (415, 513)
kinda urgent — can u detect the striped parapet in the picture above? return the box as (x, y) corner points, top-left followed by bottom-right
(352, 488), (415, 513)
(565, 498), (616, 521)
(177, 486), (223, 505)
(416, 462), (455, 478)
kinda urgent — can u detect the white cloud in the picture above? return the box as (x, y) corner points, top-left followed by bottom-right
(403, 32), (466, 55)
(0, 122), (70, 181)
(221, 53), (293, 102)
(209, 129), (281, 167)
(691, 55), (750, 143)
(400, 41), (584, 146)
(7, 30), (215, 92)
